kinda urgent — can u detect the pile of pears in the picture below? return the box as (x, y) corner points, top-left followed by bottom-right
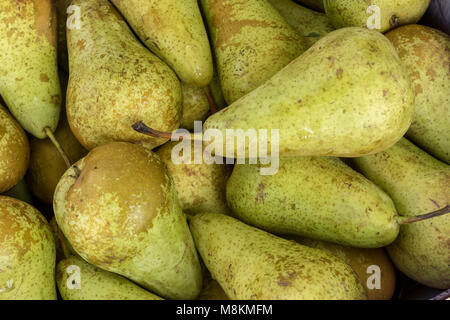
(0, 0), (448, 301)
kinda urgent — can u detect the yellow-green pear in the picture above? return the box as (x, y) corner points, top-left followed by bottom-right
(0, 0), (61, 138)
(204, 27), (414, 159)
(269, 0), (334, 47)
(324, 0), (430, 33)
(54, 142), (202, 299)
(209, 71), (228, 111)
(200, 0), (308, 104)
(57, 256), (163, 300)
(180, 83), (210, 131)
(386, 25), (450, 164)
(294, 0), (324, 12)
(3, 179), (34, 205)
(0, 196), (56, 300)
(0, 105), (29, 193)
(190, 213), (367, 300)
(111, 0), (213, 87)
(352, 138), (450, 289)
(156, 141), (232, 216)
(66, 0), (182, 151)
(226, 157), (399, 248)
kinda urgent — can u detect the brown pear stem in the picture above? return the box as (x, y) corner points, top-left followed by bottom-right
(44, 127), (71, 169)
(399, 205), (450, 225)
(204, 87), (218, 114)
(132, 121), (199, 142)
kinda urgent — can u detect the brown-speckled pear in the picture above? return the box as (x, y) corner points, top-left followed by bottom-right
(180, 83), (210, 131)
(386, 25), (450, 164)
(0, 105), (29, 193)
(54, 142), (202, 299)
(294, 0), (324, 12)
(0, 196), (56, 300)
(200, 0), (308, 104)
(67, 0), (182, 151)
(269, 0), (334, 47)
(111, 0), (213, 88)
(190, 213), (367, 300)
(293, 237), (396, 300)
(352, 138), (450, 289)
(324, 0), (430, 33)
(57, 256), (163, 300)
(204, 28), (414, 159)
(156, 141), (231, 216)
(226, 157), (399, 248)
(0, 0), (61, 139)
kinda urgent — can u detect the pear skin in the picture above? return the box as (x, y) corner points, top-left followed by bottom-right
(190, 213), (367, 300)
(204, 27), (414, 159)
(57, 256), (163, 300)
(180, 83), (210, 131)
(54, 142), (202, 299)
(200, 0), (308, 104)
(49, 216), (77, 262)
(0, 0), (61, 138)
(209, 71), (228, 111)
(294, 0), (324, 12)
(352, 138), (450, 289)
(324, 0), (430, 33)
(0, 196), (56, 300)
(111, 0), (213, 87)
(66, 0), (182, 151)
(386, 25), (450, 164)
(226, 157), (399, 248)
(0, 105), (30, 193)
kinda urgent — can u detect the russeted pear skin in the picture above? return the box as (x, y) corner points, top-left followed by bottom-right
(352, 138), (450, 289)
(0, 0), (61, 138)
(54, 142), (202, 299)
(204, 27), (414, 158)
(0, 196), (56, 300)
(324, 0), (430, 33)
(386, 25), (450, 164)
(111, 0), (213, 87)
(200, 0), (308, 104)
(269, 0), (334, 47)
(66, 0), (182, 151)
(57, 256), (163, 300)
(180, 83), (210, 131)
(190, 213), (367, 300)
(0, 105), (29, 193)
(226, 157), (399, 248)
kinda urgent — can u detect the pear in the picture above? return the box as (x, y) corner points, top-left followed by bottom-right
(209, 71), (228, 111)
(269, 0), (334, 47)
(66, 0), (182, 151)
(385, 25), (450, 164)
(294, 0), (324, 12)
(352, 138), (450, 289)
(293, 237), (396, 300)
(156, 141), (232, 216)
(198, 269), (229, 300)
(324, 0), (430, 33)
(204, 27), (414, 159)
(54, 142), (202, 299)
(49, 216), (77, 262)
(190, 213), (367, 300)
(57, 256), (163, 300)
(3, 179), (34, 205)
(200, 0), (308, 104)
(0, 0), (61, 138)
(0, 196), (56, 300)
(180, 83), (210, 131)
(111, 0), (213, 88)
(0, 105), (30, 193)
(226, 157), (399, 248)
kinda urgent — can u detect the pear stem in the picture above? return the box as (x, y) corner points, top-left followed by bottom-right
(132, 121), (199, 142)
(399, 205), (449, 225)
(204, 87), (218, 114)
(44, 127), (71, 169)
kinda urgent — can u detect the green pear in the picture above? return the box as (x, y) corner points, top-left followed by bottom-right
(269, 0), (334, 47)
(3, 179), (34, 205)
(226, 157), (399, 248)
(352, 138), (450, 289)
(156, 141), (232, 216)
(0, 105), (30, 193)
(66, 0), (182, 151)
(0, 196), (56, 300)
(0, 0), (61, 138)
(111, 0), (213, 88)
(324, 0), (430, 33)
(204, 27), (414, 159)
(294, 0), (324, 12)
(180, 83), (210, 131)
(386, 25), (450, 164)
(209, 71), (228, 111)
(190, 213), (367, 300)
(54, 142), (202, 299)
(57, 256), (163, 300)
(200, 0), (308, 104)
